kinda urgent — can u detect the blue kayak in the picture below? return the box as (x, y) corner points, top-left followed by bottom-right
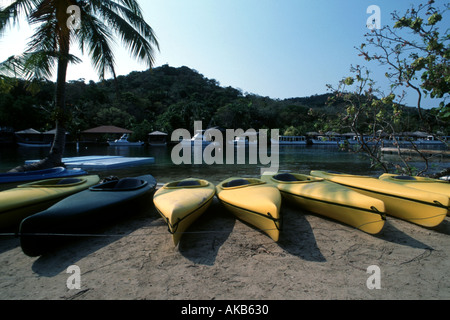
(20, 174), (157, 256)
(0, 167), (87, 184)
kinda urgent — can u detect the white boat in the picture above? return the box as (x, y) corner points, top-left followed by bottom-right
(311, 136), (342, 145)
(233, 136), (258, 146)
(271, 135), (307, 145)
(416, 136), (445, 146)
(148, 131), (168, 146)
(108, 134), (144, 146)
(17, 142), (52, 148)
(228, 131), (259, 147)
(347, 135), (381, 146)
(180, 131), (212, 147)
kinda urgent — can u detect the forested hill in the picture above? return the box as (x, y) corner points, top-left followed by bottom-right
(0, 64), (427, 141)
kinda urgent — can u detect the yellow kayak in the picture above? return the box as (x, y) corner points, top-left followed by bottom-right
(216, 177), (282, 242)
(379, 173), (450, 201)
(261, 173), (386, 234)
(0, 175), (100, 231)
(153, 178), (216, 245)
(311, 170), (449, 227)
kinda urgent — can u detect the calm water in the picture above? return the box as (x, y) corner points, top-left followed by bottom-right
(1, 144), (448, 185)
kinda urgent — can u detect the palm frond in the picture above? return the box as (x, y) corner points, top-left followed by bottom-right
(76, 11), (116, 80)
(0, 55), (27, 78)
(0, 50), (81, 81)
(95, 1), (159, 67)
(118, 0), (143, 17)
(2, 0), (159, 81)
(26, 18), (57, 53)
(0, 0), (40, 36)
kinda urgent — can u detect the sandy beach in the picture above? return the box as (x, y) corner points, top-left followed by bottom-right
(0, 193), (449, 301)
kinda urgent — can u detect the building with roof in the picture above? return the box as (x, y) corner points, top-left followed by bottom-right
(148, 131), (168, 146)
(80, 126), (133, 143)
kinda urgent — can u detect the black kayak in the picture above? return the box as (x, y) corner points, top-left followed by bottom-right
(19, 175), (157, 257)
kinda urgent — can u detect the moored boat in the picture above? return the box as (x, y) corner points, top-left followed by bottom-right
(310, 170), (449, 227)
(271, 136), (308, 145)
(0, 167), (87, 184)
(0, 175), (100, 231)
(153, 178), (216, 245)
(108, 134), (144, 146)
(261, 173), (386, 234)
(216, 177), (282, 241)
(19, 175), (157, 257)
(17, 142), (52, 148)
(311, 136), (343, 145)
(180, 130), (212, 147)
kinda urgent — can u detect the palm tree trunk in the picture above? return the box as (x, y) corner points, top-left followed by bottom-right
(8, 55), (68, 173)
(8, 43), (69, 172)
(46, 51), (69, 168)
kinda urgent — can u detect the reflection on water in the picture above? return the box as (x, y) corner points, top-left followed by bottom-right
(1, 144), (448, 184)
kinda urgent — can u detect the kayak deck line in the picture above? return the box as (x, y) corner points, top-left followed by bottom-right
(220, 199), (282, 231)
(338, 182), (449, 210)
(279, 189), (386, 220)
(155, 192), (216, 235)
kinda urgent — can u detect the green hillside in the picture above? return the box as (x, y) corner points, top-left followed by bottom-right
(0, 64), (441, 142)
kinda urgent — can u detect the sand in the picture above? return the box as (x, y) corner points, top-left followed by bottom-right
(0, 196), (449, 301)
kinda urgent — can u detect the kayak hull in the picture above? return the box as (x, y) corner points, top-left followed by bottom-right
(0, 167), (87, 184)
(0, 175), (100, 231)
(311, 171), (449, 227)
(153, 178), (215, 245)
(262, 173), (386, 234)
(19, 175), (157, 256)
(379, 173), (450, 216)
(216, 177), (282, 242)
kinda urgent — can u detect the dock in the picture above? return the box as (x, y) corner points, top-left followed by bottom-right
(381, 148), (450, 157)
(26, 155), (155, 170)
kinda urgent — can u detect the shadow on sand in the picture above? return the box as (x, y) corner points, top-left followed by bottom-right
(178, 199), (235, 266)
(277, 204), (327, 262)
(31, 205), (160, 277)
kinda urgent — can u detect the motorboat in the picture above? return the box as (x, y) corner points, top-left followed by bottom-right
(108, 134), (144, 146)
(271, 136), (307, 145)
(416, 135), (445, 146)
(180, 131), (212, 147)
(311, 136), (343, 146)
(17, 141), (52, 148)
(233, 136), (258, 146)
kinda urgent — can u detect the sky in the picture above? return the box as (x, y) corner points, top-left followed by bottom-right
(0, 0), (448, 109)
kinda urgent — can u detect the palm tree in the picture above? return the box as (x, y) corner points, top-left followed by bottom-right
(0, 0), (159, 171)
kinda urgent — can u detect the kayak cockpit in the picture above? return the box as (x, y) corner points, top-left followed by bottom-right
(391, 175), (417, 181)
(270, 173), (323, 184)
(19, 178), (88, 188)
(162, 179), (210, 189)
(90, 177), (148, 191)
(219, 178), (267, 190)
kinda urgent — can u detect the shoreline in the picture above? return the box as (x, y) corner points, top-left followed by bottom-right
(0, 197), (449, 300)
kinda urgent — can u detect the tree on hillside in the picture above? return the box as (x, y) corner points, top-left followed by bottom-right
(329, 0), (449, 176)
(360, 0), (449, 135)
(0, 0), (159, 172)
